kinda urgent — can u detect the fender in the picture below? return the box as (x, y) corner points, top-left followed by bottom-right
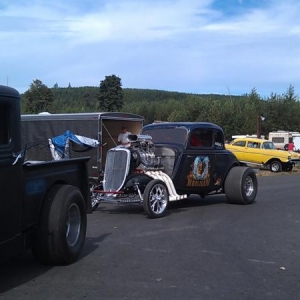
(145, 170), (187, 201)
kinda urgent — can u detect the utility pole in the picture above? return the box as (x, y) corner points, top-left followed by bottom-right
(257, 116), (261, 138)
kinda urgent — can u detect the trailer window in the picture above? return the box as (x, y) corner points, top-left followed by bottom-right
(0, 104), (9, 145)
(271, 137), (284, 143)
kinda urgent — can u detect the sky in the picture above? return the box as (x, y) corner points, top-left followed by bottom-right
(1, 0), (300, 97)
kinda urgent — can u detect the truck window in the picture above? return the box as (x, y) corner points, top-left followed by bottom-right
(0, 104), (9, 145)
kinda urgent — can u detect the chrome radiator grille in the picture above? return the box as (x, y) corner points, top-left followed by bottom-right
(103, 148), (130, 192)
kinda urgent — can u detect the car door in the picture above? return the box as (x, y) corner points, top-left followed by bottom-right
(173, 128), (216, 192)
(244, 140), (263, 164)
(0, 101), (22, 243)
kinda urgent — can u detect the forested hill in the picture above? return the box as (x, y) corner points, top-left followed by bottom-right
(47, 86), (242, 107)
(20, 84), (300, 140)
(37, 86), (243, 116)
(122, 88), (242, 103)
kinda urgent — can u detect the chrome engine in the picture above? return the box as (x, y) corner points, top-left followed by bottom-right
(103, 134), (163, 192)
(128, 134), (163, 171)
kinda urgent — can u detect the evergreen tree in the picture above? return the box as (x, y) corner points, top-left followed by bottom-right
(281, 84), (299, 130)
(98, 75), (124, 111)
(83, 92), (97, 111)
(283, 84), (297, 102)
(23, 79), (54, 113)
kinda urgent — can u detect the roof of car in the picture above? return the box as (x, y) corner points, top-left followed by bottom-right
(233, 137), (270, 143)
(142, 122), (223, 131)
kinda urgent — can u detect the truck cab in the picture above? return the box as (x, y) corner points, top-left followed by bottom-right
(0, 85), (91, 265)
(0, 86), (23, 259)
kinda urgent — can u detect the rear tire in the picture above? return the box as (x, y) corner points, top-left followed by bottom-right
(32, 185), (87, 265)
(225, 167), (257, 204)
(143, 180), (169, 218)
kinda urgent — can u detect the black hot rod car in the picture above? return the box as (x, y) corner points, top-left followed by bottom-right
(94, 122), (258, 218)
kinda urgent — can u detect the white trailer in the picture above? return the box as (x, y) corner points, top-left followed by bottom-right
(268, 131), (298, 149)
(292, 133), (300, 151)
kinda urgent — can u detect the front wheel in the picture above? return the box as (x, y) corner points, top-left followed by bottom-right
(143, 180), (169, 218)
(269, 160), (282, 172)
(89, 178), (100, 211)
(32, 184), (87, 265)
(224, 167), (258, 204)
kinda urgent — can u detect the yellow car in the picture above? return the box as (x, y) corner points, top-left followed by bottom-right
(226, 137), (300, 172)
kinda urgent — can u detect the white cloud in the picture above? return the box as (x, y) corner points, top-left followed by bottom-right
(0, 0), (300, 96)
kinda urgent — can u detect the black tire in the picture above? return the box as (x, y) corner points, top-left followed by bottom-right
(32, 185), (87, 265)
(143, 179), (169, 218)
(224, 167), (258, 204)
(269, 160), (282, 172)
(89, 178), (100, 211)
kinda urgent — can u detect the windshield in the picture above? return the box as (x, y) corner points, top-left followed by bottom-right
(142, 127), (188, 145)
(262, 141), (277, 149)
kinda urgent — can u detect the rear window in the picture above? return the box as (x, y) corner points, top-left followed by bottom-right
(214, 129), (225, 149)
(190, 129), (213, 148)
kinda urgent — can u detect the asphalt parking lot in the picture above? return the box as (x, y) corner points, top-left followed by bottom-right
(1, 174), (300, 300)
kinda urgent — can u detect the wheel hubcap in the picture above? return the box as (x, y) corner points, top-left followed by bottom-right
(90, 182), (98, 208)
(244, 175), (254, 197)
(271, 163), (279, 172)
(66, 203), (81, 247)
(149, 185), (167, 214)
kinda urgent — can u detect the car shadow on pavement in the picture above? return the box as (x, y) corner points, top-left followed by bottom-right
(94, 194), (227, 217)
(80, 233), (111, 258)
(168, 194), (227, 212)
(96, 203), (145, 215)
(0, 251), (50, 294)
(0, 233), (110, 294)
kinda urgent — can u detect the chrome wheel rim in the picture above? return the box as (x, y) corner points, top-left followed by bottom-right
(66, 203), (81, 247)
(271, 163), (279, 172)
(149, 184), (168, 214)
(244, 175), (254, 197)
(89, 181), (98, 208)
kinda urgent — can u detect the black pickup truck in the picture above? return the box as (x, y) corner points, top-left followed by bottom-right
(0, 85), (91, 265)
